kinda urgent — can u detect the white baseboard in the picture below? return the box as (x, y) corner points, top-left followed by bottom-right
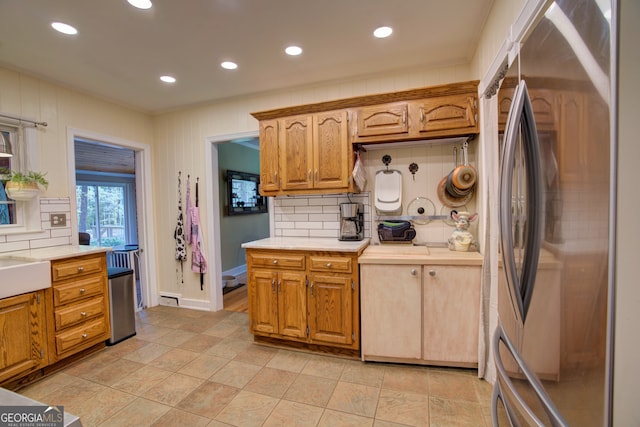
(222, 264), (247, 278)
(180, 298), (219, 311)
(158, 292), (181, 307)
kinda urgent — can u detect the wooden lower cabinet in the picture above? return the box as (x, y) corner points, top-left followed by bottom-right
(360, 263), (480, 367)
(0, 291), (48, 383)
(247, 249), (360, 352)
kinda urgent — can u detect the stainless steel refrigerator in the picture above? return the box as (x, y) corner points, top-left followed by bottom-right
(492, 0), (614, 425)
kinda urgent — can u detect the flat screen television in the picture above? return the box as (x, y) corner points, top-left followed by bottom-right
(226, 169), (267, 216)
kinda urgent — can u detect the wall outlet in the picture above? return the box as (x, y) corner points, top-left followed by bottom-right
(49, 213), (67, 227)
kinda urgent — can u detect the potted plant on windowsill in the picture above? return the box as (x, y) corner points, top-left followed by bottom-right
(1, 169), (49, 201)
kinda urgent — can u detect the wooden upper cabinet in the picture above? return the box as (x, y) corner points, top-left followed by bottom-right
(416, 94), (477, 136)
(280, 115), (314, 191)
(353, 102), (409, 140)
(313, 110), (349, 190)
(259, 119), (280, 193)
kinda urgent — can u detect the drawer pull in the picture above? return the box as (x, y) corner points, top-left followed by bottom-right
(326, 263), (332, 268)
(429, 270), (436, 277)
(81, 311), (87, 317)
(82, 333), (88, 339)
(411, 269), (417, 276)
(79, 288), (86, 294)
(77, 266), (85, 272)
(272, 259), (278, 265)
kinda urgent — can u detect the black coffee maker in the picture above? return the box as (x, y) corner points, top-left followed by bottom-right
(339, 203), (364, 241)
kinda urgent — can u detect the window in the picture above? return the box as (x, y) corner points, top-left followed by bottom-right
(0, 127), (19, 226)
(76, 172), (137, 247)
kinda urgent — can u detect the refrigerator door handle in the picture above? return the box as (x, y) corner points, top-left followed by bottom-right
(492, 324), (567, 427)
(499, 79), (543, 323)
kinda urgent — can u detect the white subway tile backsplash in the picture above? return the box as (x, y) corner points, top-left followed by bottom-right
(30, 236), (71, 249)
(296, 222), (323, 229)
(309, 214), (339, 222)
(310, 229), (339, 238)
(282, 229), (310, 237)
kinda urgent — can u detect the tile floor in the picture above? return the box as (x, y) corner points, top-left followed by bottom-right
(18, 305), (493, 426)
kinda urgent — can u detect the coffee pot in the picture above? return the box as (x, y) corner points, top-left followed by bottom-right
(339, 202), (364, 241)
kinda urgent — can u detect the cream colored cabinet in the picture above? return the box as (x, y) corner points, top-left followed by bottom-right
(247, 249), (360, 353)
(258, 110), (352, 196)
(360, 264), (422, 360)
(0, 291), (48, 384)
(360, 262), (480, 367)
(46, 253), (111, 363)
(423, 265), (479, 365)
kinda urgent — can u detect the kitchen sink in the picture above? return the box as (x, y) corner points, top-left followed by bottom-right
(0, 258), (51, 299)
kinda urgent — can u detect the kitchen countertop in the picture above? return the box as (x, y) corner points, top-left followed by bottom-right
(241, 237), (370, 253)
(3, 245), (112, 261)
(358, 244), (483, 265)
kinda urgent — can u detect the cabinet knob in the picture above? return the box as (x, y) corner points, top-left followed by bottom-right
(429, 270), (436, 276)
(81, 333), (88, 339)
(326, 263), (332, 268)
(272, 259), (278, 265)
(81, 311), (87, 317)
(410, 269), (417, 276)
(77, 266), (85, 272)
(79, 288), (86, 294)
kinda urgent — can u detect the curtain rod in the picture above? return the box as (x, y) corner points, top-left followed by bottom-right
(0, 112), (47, 127)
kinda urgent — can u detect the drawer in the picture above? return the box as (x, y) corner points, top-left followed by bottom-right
(54, 296), (105, 330)
(52, 255), (105, 282)
(53, 275), (105, 306)
(55, 317), (107, 354)
(249, 253), (305, 270)
(309, 256), (352, 273)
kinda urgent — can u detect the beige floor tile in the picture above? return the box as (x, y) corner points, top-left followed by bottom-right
(208, 360), (262, 388)
(428, 396), (486, 427)
(150, 408), (211, 427)
(148, 348), (200, 371)
(18, 373), (78, 401)
(206, 337), (250, 359)
(153, 314), (192, 330)
(284, 374), (337, 407)
(428, 371), (480, 402)
(327, 381), (380, 418)
(142, 372), (204, 406)
(122, 342), (173, 364)
(102, 337), (149, 358)
(266, 349), (311, 373)
(175, 381), (240, 419)
(61, 351), (120, 378)
(215, 390), (279, 427)
(177, 333), (223, 353)
(177, 354), (229, 379)
(262, 400), (324, 427)
(202, 320), (241, 338)
(99, 397), (170, 427)
(152, 329), (198, 347)
(302, 355), (346, 380)
(177, 320), (218, 333)
(135, 324), (174, 342)
(232, 344), (278, 367)
(317, 409), (374, 427)
(78, 358), (145, 386)
(38, 378), (107, 413)
(244, 367), (298, 398)
(111, 365), (173, 395)
(72, 387), (133, 427)
(383, 365), (430, 394)
(375, 388), (430, 427)
(372, 420), (412, 427)
(341, 361), (386, 388)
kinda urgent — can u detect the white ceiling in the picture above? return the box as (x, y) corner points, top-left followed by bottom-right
(0, 0), (494, 114)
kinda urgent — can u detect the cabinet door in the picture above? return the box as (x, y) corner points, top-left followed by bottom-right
(259, 119), (280, 194)
(277, 271), (307, 338)
(313, 111), (350, 190)
(248, 269), (279, 335)
(416, 94), (477, 135)
(280, 115), (313, 191)
(354, 102), (409, 139)
(308, 274), (353, 345)
(360, 265), (422, 359)
(0, 291), (47, 383)
(423, 266), (479, 364)
(558, 91), (585, 183)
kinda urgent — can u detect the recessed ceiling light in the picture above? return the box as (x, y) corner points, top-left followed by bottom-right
(285, 46), (303, 56)
(127, 0), (153, 9)
(221, 61), (238, 70)
(373, 26), (393, 38)
(51, 22), (78, 35)
(160, 75), (176, 83)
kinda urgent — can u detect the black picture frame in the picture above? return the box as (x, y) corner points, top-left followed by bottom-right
(226, 170), (267, 216)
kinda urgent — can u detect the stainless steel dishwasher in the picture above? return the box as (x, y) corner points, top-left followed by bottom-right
(107, 267), (136, 345)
